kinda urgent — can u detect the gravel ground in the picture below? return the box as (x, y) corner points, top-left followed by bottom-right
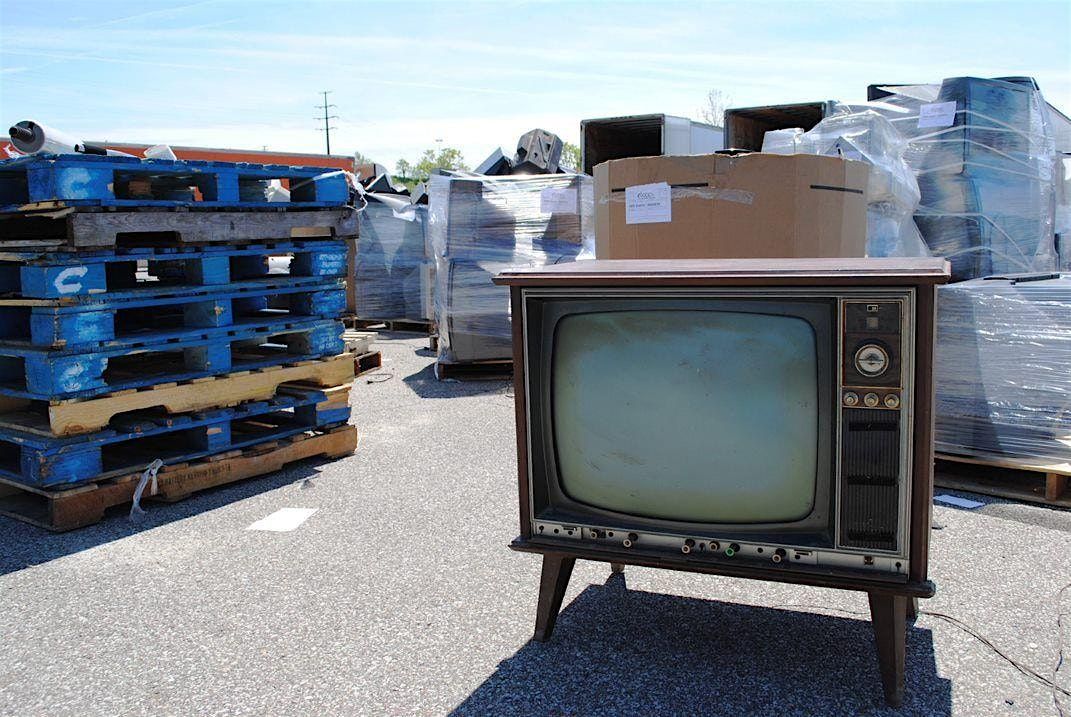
(1, 333), (1069, 717)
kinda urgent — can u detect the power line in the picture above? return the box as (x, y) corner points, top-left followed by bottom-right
(315, 90), (338, 155)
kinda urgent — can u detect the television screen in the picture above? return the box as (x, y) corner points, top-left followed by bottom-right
(552, 310), (818, 524)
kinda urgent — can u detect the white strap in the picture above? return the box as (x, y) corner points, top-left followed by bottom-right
(129, 459), (164, 519)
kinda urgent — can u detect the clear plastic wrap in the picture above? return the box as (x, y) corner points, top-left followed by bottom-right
(428, 172), (594, 364)
(863, 77), (1059, 280)
(762, 110), (928, 257)
(935, 275), (1071, 463)
(1057, 154), (1071, 270)
(354, 194), (432, 320)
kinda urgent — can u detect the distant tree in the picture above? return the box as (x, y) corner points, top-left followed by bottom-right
(698, 89), (732, 128)
(413, 147), (468, 178)
(395, 158), (415, 179)
(560, 141), (582, 172)
(353, 150), (374, 165)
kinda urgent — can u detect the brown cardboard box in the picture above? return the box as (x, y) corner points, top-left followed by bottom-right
(594, 152), (869, 259)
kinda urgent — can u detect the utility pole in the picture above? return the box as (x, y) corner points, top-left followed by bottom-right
(315, 91), (338, 155)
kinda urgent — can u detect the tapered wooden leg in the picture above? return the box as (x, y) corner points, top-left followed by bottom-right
(868, 592), (907, 708)
(533, 554), (575, 642)
(906, 596), (919, 623)
(610, 562), (625, 574)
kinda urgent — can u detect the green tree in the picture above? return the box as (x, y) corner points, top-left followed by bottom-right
(413, 147), (469, 177)
(354, 150), (374, 165)
(560, 141), (582, 172)
(395, 158), (415, 179)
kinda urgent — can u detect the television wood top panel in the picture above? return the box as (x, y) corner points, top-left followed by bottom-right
(493, 257), (951, 286)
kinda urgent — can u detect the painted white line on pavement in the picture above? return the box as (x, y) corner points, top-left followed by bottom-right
(246, 507), (318, 532)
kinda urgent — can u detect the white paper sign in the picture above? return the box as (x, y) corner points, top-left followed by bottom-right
(917, 101), (957, 129)
(540, 187), (577, 214)
(624, 182), (672, 224)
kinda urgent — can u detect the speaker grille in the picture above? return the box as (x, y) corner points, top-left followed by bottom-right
(839, 408), (901, 551)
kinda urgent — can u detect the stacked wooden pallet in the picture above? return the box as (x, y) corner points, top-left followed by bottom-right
(0, 153), (364, 530)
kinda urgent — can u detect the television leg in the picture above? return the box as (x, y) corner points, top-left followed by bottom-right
(868, 592), (907, 708)
(906, 596), (919, 624)
(610, 562), (625, 575)
(533, 554), (575, 643)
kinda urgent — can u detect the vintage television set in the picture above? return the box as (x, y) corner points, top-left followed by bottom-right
(494, 258), (950, 707)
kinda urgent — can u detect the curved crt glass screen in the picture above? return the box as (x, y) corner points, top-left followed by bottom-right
(552, 310), (818, 523)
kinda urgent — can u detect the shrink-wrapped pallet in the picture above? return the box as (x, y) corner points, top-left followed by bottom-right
(427, 172), (594, 364)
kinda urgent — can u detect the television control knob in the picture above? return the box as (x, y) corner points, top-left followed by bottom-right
(883, 393), (901, 409)
(854, 343), (890, 377)
(725, 543), (740, 557)
(772, 548), (787, 564)
(622, 533), (638, 549)
(843, 391), (859, 407)
(708, 541), (720, 552)
(863, 392), (880, 408)
(682, 539), (695, 554)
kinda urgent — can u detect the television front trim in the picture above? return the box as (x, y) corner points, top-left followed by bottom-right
(519, 286), (916, 578)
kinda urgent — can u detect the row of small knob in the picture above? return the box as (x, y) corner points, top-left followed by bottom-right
(843, 390), (900, 409)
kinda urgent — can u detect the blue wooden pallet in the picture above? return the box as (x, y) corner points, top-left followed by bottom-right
(0, 277), (346, 347)
(0, 154), (350, 210)
(0, 240), (347, 299)
(0, 317), (345, 400)
(0, 386), (350, 487)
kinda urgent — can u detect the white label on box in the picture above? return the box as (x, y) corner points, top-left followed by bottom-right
(540, 187), (577, 214)
(625, 182), (672, 224)
(917, 101), (957, 129)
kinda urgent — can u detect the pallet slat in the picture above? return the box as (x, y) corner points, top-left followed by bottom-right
(0, 207), (357, 251)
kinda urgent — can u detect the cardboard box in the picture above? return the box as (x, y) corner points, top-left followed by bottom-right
(594, 153), (869, 260)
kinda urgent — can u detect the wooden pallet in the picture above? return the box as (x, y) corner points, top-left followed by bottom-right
(0, 425), (358, 531)
(935, 452), (1071, 508)
(0, 206), (357, 251)
(435, 359), (513, 381)
(355, 351), (382, 376)
(0, 154), (349, 209)
(0, 353), (355, 437)
(343, 316), (433, 334)
(342, 329), (377, 355)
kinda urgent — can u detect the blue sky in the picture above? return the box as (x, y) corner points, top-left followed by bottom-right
(1, 0), (1069, 171)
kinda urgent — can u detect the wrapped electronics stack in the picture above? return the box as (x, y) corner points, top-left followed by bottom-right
(428, 171), (594, 379)
(0, 153), (362, 530)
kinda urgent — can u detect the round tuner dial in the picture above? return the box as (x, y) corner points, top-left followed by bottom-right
(884, 393), (901, 409)
(863, 392), (880, 408)
(843, 391), (859, 407)
(854, 343), (890, 377)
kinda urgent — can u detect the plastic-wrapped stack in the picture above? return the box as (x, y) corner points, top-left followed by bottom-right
(935, 276), (1071, 464)
(762, 109), (929, 258)
(866, 77), (1059, 281)
(428, 172), (594, 365)
(354, 193), (431, 321)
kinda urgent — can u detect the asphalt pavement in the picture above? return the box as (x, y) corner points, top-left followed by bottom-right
(1, 333), (1069, 716)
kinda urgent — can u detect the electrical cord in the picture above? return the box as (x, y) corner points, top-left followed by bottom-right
(781, 601), (1071, 707)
